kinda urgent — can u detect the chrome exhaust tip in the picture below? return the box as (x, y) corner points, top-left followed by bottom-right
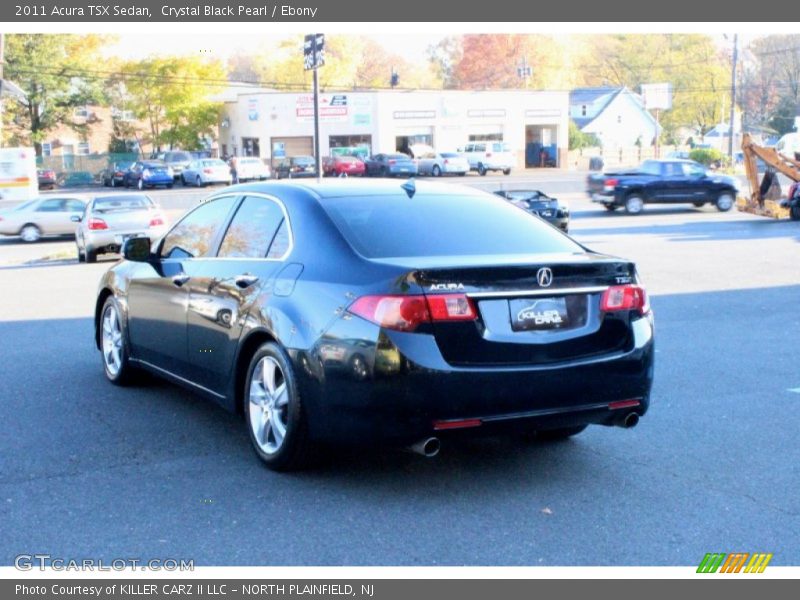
(622, 412), (640, 429)
(407, 437), (441, 458)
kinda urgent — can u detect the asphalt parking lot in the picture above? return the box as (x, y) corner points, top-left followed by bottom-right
(1, 171), (799, 566)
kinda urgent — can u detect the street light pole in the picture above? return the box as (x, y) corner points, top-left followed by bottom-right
(312, 38), (321, 183)
(728, 33), (738, 161)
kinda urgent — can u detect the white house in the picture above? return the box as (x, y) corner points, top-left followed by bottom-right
(570, 87), (659, 148)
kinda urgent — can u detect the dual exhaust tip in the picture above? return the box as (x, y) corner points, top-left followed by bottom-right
(406, 413), (638, 458)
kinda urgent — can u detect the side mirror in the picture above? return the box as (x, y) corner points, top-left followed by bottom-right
(122, 237), (152, 262)
(70, 215), (82, 223)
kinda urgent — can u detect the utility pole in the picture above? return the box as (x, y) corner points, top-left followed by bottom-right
(303, 33), (325, 183)
(728, 33), (738, 161)
(312, 52), (321, 183)
(517, 56), (532, 89)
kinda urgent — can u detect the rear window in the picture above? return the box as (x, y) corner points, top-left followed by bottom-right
(320, 193), (581, 259)
(441, 152), (459, 158)
(169, 152), (192, 162)
(387, 154), (410, 160)
(93, 195), (153, 211)
(292, 157), (314, 165)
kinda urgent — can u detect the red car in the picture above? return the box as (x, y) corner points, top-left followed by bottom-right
(323, 155), (366, 177)
(37, 169), (57, 190)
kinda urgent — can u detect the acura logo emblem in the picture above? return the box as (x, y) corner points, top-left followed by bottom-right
(537, 267), (553, 287)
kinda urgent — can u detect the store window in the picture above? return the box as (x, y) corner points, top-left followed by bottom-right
(41, 143), (52, 157)
(242, 138), (260, 157)
(329, 135), (372, 158)
(467, 133), (503, 142)
(77, 143), (90, 156)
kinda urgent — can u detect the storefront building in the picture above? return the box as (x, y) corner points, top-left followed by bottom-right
(218, 89), (569, 169)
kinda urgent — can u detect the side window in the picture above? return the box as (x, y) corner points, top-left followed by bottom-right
(465, 144), (474, 152)
(36, 199), (66, 212)
(66, 199), (85, 212)
(683, 163), (705, 177)
(161, 196), (238, 259)
(476, 143), (486, 153)
(266, 220), (291, 259)
(218, 196), (286, 259)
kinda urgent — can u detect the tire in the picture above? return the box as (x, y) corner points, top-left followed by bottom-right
(19, 224), (42, 243)
(244, 342), (314, 471)
(99, 296), (139, 386)
(432, 165), (442, 177)
(137, 178), (144, 190)
(790, 204), (800, 221)
(77, 243), (85, 263)
(477, 163), (487, 176)
(536, 425), (588, 441)
(85, 247), (98, 263)
(196, 176), (203, 187)
(624, 194), (644, 215)
(715, 192), (734, 212)
(181, 175), (187, 186)
(692, 201), (705, 208)
(349, 354), (369, 381)
(502, 168), (511, 175)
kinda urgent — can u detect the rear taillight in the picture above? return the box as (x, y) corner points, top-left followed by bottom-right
(348, 293), (477, 332)
(443, 159), (449, 164)
(149, 215), (165, 227)
(388, 160), (397, 165)
(486, 152), (493, 157)
(600, 285), (649, 315)
(203, 168), (213, 174)
(604, 178), (618, 191)
(87, 217), (108, 230)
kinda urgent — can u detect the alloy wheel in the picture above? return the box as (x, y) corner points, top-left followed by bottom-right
(248, 356), (290, 455)
(20, 225), (41, 243)
(101, 304), (123, 377)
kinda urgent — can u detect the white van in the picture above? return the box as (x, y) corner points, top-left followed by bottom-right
(459, 141), (514, 176)
(0, 147), (38, 202)
(775, 133), (800, 160)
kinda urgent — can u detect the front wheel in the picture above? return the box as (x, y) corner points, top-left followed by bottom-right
(715, 192), (734, 212)
(432, 165), (442, 177)
(99, 296), (139, 385)
(624, 195), (644, 215)
(477, 163), (487, 176)
(245, 343), (314, 471)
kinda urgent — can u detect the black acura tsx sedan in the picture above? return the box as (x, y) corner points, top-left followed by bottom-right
(94, 179), (654, 470)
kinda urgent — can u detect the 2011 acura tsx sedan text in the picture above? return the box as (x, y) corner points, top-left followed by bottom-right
(94, 180), (654, 471)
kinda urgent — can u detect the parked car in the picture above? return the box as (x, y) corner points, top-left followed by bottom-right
(37, 168), (57, 190)
(92, 179), (654, 471)
(494, 189), (570, 232)
(154, 151), (193, 181)
(101, 161), (134, 188)
(323, 155), (366, 177)
(123, 160), (174, 190)
(235, 157), (271, 182)
(0, 196), (86, 242)
(181, 159), (233, 187)
(586, 158), (740, 214)
(363, 153), (418, 177)
(416, 151), (470, 177)
(460, 141), (514, 176)
(73, 193), (169, 263)
(274, 156), (317, 179)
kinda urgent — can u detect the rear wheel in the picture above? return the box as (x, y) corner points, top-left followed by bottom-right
(196, 175), (203, 187)
(502, 168), (511, 175)
(85, 247), (98, 263)
(715, 192), (734, 212)
(245, 343), (314, 471)
(432, 165), (441, 177)
(19, 224), (42, 243)
(76, 243), (85, 263)
(477, 163), (487, 176)
(624, 194), (644, 215)
(137, 178), (144, 190)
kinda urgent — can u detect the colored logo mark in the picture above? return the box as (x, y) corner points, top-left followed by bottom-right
(697, 552), (772, 573)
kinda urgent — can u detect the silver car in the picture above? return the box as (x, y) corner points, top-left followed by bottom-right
(73, 193), (169, 263)
(181, 159), (232, 187)
(416, 151), (470, 177)
(0, 196), (86, 242)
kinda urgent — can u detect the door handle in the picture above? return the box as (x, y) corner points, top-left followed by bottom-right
(172, 274), (190, 287)
(234, 274), (259, 289)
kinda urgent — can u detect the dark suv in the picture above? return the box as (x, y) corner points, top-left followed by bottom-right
(155, 151), (193, 181)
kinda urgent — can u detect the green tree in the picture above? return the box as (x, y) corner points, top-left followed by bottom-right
(119, 56), (226, 151)
(2, 34), (109, 154)
(569, 120), (600, 150)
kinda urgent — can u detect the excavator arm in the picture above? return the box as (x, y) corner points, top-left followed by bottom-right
(738, 133), (798, 219)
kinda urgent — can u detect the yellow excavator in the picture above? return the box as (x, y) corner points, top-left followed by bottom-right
(737, 133), (800, 220)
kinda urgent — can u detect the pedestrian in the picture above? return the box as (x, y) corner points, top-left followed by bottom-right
(229, 156), (239, 184)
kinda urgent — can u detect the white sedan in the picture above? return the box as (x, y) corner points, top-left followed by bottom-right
(181, 159), (233, 187)
(0, 196), (87, 242)
(416, 152), (470, 177)
(235, 157), (271, 181)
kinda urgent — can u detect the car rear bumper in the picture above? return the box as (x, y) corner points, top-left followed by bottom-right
(143, 177), (174, 186)
(294, 314), (654, 445)
(85, 226), (169, 252)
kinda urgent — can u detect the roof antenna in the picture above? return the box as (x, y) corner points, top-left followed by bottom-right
(401, 178), (416, 198)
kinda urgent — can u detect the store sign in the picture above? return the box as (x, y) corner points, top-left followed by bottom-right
(641, 83), (672, 110)
(247, 98), (259, 121)
(468, 109), (506, 118)
(393, 110), (436, 120)
(296, 94), (348, 122)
